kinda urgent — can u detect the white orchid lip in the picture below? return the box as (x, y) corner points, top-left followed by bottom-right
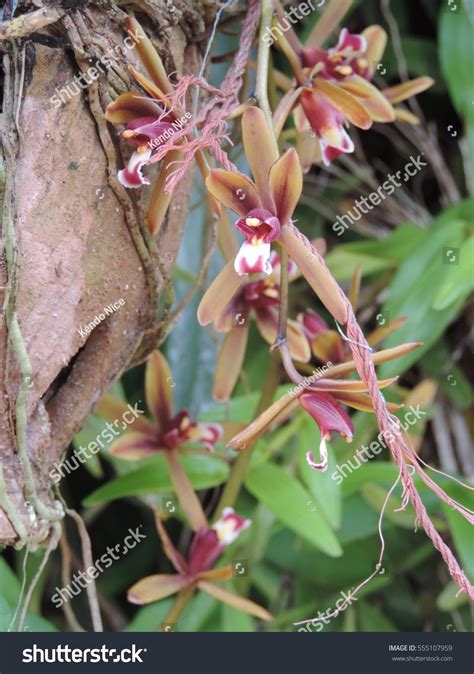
(118, 148), (152, 188)
(212, 507), (251, 545)
(234, 240), (272, 276)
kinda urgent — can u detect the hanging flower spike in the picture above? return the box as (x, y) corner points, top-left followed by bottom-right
(127, 509), (271, 621)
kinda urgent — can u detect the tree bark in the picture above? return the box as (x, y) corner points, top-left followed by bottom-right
(0, 0), (208, 547)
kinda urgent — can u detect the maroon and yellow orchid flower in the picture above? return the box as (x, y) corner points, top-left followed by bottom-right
(273, 0), (433, 167)
(227, 341), (422, 472)
(210, 252), (310, 401)
(128, 508), (272, 623)
(96, 350), (222, 531)
(104, 16), (189, 234)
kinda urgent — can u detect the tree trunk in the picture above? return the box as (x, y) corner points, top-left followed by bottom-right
(0, 0), (208, 547)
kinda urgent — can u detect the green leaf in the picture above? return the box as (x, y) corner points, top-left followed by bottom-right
(124, 599), (173, 632)
(440, 1), (474, 192)
(437, 580), (470, 612)
(244, 463), (342, 557)
(297, 417), (342, 529)
(0, 559), (58, 633)
(379, 201), (473, 377)
(83, 453), (229, 506)
(358, 601), (397, 631)
(440, 2), (474, 125)
(383, 37), (443, 94)
(326, 224), (426, 281)
(433, 235), (474, 309)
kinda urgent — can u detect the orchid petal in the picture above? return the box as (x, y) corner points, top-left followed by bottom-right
(197, 565), (234, 582)
(154, 511), (188, 574)
(312, 80), (373, 129)
(213, 507), (251, 544)
(279, 225), (348, 324)
(309, 376), (398, 393)
(333, 391), (401, 413)
(349, 265), (361, 310)
(145, 350), (174, 426)
(320, 342), (422, 379)
(393, 107), (421, 124)
(124, 17), (173, 93)
(164, 451), (208, 532)
(226, 391), (295, 451)
(312, 330), (346, 364)
(95, 394), (155, 435)
(382, 77), (434, 104)
(268, 149), (303, 225)
(147, 149), (182, 235)
(300, 90), (357, 156)
(254, 307), (311, 362)
(109, 432), (160, 460)
(242, 107), (278, 209)
(206, 170), (262, 217)
(118, 148), (152, 188)
(335, 28), (367, 54)
(213, 325), (249, 402)
(305, 0), (353, 49)
(340, 75), (395, 122)
(198, 581), (273, 621)
(306, 433), (329, 471)
(299, 391), (353, 441)
(128, 65), (170, 106)
(128, 574), (187, 605)
(362, 25), (387, 76)
(197, 261), (243, 326)
(104, 92), (162, 124)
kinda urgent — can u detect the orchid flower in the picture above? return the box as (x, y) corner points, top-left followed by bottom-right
(227, 341), (421, 472)
(127, 508), (272, 623)
(272, 0), (433, 167)
(104, 16), (188, 234)
(96, 350), (222, 531)
(198, 107), (348, 336)
(210, 252), (310, 401)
